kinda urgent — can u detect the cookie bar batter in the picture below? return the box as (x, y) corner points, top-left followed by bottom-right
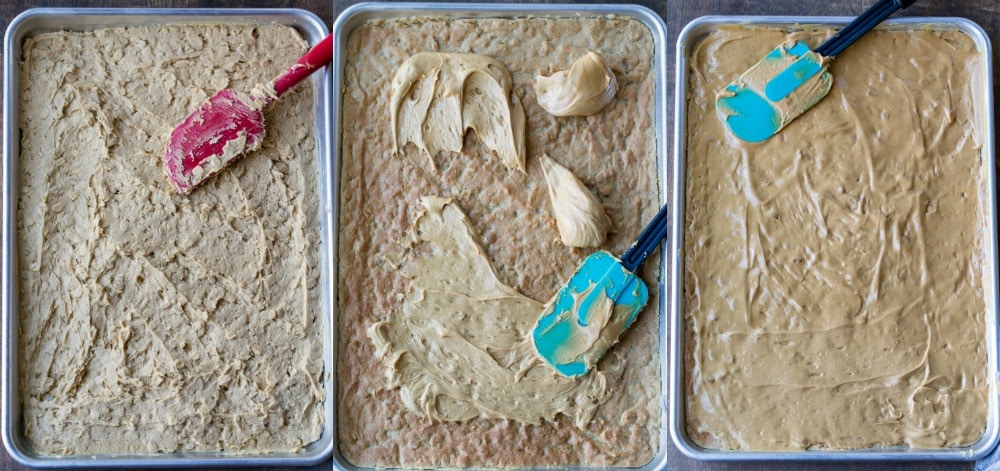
(18, 24), (324, 455)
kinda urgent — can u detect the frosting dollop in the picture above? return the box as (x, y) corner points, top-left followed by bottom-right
(535, 51), (617, 117)
(540, 155), (613, 247)
(390, 52), (527, 172)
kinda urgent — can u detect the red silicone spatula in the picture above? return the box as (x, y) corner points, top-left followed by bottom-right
(163, 34), (333, 194)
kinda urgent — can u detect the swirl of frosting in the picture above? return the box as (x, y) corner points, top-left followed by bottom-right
(391, 52), (526, 173)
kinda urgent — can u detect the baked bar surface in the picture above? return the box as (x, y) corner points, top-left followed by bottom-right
(338, 16), (661, 468)
(684, 25), (989, 451)
(17, 24), (324, 455)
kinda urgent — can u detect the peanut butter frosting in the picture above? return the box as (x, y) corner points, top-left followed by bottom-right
(17, 25), (323, 455)
(684, 27), (990, 450)
(367, 197), (624, 428)
(390, 52), (527, 173)
(535, 51), (618, 117)
(539, 154), (614, 248)
(684, 25), (989, 451)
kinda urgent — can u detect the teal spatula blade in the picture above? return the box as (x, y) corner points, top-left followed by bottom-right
(531, 201), (670, 378)
(531, 252), (648, 378)
(716, 0), (917, 143)
(716, 40), (831, 143)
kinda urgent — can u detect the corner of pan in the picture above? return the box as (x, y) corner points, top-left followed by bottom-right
(622, 4), (668, 47)
(330, 449), (362, 471)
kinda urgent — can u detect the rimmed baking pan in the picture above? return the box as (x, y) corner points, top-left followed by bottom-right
(2, 8), (334, 467)
(669, 15), (998, 461)
(330, 3), (669, 470)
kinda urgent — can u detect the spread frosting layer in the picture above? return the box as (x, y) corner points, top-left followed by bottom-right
(685, 26), (990, 451)
(368, 197), (624, 428)
(390, 52), (527, 172)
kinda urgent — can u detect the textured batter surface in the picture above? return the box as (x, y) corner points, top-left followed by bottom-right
(339, 16), (661, 468)
(18, 25), (324, 455)
(684, 25), (989, 451)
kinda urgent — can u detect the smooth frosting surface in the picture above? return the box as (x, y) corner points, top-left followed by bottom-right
(685, 26), (990, 451)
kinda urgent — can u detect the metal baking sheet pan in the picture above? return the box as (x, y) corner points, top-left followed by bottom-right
(329, 3), (669, 470)
(668, 15), (999, 461)
(1, 8), (334, 468)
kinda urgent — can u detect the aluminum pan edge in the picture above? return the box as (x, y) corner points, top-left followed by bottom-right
(2, 8), (334, 468)
(330, 3), (669, 471)
(669, 15), (999, 462)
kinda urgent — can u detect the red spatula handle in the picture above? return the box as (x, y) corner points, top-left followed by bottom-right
(273, 34), (333, 97)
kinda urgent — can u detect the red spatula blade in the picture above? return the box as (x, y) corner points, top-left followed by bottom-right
(163, 89), (266, 194)
(163, 34), (333, 194)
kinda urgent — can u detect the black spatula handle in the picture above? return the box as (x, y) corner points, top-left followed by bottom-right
(620, 203), (670, 273)
(814, 0), (917, 57)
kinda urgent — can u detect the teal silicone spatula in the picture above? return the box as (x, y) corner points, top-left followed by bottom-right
(716, 0), (917, 143)
(532, 203), (669, 378)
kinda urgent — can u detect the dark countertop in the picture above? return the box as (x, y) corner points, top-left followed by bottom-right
(1, 1), (996, 470)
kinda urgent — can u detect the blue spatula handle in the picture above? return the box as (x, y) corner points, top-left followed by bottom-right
(814, 0), (917, 57)
(620, 203), (670, 273)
